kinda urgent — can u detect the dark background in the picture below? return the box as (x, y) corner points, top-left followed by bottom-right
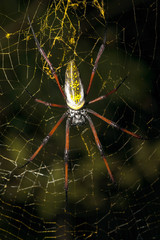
(0, 0), (160, 239)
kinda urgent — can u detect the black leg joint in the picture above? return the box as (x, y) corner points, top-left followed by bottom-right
(98, 143), (105, 157)
(64, 150), (69, 162)
(43, 135), (50, 145)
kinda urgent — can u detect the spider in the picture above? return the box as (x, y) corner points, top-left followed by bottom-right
(24, 17), (144, 198)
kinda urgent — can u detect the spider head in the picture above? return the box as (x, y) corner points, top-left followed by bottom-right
(67, 109), (86, 126)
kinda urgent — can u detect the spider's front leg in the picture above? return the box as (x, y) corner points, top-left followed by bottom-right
(20, 113), (67, 168)
(87, 109), (145, 139)
(64, 118), (70, 201)
(86, 114), (114, 182)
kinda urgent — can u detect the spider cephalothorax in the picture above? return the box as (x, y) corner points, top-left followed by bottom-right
(67, 109), (87, 126)
(24, 17), (145, 200)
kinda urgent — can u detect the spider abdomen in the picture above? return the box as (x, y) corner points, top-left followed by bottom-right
(65, 60), (85, 110)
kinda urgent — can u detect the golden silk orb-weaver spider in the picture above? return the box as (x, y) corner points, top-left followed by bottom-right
(24, 17), (145, 199)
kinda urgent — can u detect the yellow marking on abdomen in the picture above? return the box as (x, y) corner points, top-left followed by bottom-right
(65, 60), (85, 109)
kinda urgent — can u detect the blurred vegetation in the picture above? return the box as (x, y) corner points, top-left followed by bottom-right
(0, 0), (159, 239)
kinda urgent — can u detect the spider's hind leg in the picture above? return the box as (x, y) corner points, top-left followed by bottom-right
(86, 31), (107, 96)
(28, 16), (65, 98)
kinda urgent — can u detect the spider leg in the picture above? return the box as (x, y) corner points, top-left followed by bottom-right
(35, 99), (66, 108)
(86, 31), (107, 96)
(28, 17), (65, 98)
(86, 114), (114, 182)
(87, 109), (145, 139)
(87, 76), (127, 105)
(64, 118), (70, 201)
(20, 112), (67, 168)
(24, 88), (66, 108)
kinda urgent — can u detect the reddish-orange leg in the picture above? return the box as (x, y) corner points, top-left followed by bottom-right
(25, 17), (147, 200)
(24, 88), (66, 108)
(88, 76), (127, 105)
(86, 31), (107, 96)
(64, 118), (70, 201)
(35, 99), (66, 108)
(86, 114), (114, 182)
(21, 113), (67, 168)
(86, 108), (145, 182)
(28, 17), (66, 98)
(87, 109), (145, 140)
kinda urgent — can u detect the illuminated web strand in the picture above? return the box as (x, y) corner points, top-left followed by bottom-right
(28, 16), (66, 98)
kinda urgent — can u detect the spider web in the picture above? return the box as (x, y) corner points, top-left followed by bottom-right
(0, 0), (160, 239)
